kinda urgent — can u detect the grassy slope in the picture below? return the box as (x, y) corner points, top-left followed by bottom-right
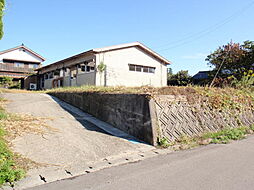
(46, 85), (254, 110)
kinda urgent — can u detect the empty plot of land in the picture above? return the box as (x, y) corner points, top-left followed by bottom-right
(1, 93), (153, 189)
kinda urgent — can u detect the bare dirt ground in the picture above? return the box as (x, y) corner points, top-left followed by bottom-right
(1, 93), (154, 190)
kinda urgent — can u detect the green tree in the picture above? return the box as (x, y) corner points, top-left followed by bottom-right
(0, 0), (4, 39)
(167, 68), (173, 81)
(97, 62), (106, 86)
(206, 40), (254, 80)
(167, 70), (192, 86)
(0, 76), (12, 87)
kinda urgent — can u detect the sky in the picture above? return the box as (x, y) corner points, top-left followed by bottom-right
(1, 0), (254, 75)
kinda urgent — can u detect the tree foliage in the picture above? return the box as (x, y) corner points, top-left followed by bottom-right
(0, 76), (12, 87)
(0, 0), (4, 39)
(97, 62), (106, 73)
(167, 70), (192, 86)
(206, 40), (254, 79)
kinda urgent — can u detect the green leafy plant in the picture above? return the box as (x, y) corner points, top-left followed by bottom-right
(167, 70), (192, 86)
(230, 70), (254, 90)
(0, 99), (25, 187)
(202, 127), (248, 144)
(9, 81), (21, 89)
(97, 62), (106, 73)
(0, 126), (25, 187)
(158, 125), (254, 151)
(157, 137), (170, 148)
(0, 77), (13, 88)
(0, 0), (4, 39)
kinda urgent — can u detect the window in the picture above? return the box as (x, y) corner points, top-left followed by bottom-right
(143, 67), (149, 73)
(129, 64), (156, 74)
(49, 72), (53, 79)
(81, 66), (86, 72)
(136, 65), (142, 72)
(29, 64), (39, 69)
(129, 65), (135, 71)
(81, 65), (95, 73)
(148, 67), (155, 73)
(14, 62), (24, 68)
(54, 70), (60, 76)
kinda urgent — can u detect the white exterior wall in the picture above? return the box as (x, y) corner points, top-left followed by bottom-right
(95, 47), (167, 87)
(0, 47), (43, 63)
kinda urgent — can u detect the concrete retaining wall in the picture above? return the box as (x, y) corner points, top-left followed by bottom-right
(50, 92), (157, 145)
(49, 92), (254, 145)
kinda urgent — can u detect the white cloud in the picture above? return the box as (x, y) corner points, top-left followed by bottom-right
(182, 53), (208, 60)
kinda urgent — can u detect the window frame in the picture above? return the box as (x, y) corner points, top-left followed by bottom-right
(128, 64), (156, 74)
(135, 65), (142, 72)
(14, 62), (24, 68)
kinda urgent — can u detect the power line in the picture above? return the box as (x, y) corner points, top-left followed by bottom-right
(154, 1), (254, 52)
(209, 46), (231, 87)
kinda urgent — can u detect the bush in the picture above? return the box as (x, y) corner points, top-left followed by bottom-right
(167, 70), (192, 86)
(9, 81), (21, 89)
(230, 70), (254, 90)
(0, 77), (13, 88)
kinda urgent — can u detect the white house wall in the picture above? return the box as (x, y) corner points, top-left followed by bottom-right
(96, 47), (167, 87)
(0, 47), (43, 63)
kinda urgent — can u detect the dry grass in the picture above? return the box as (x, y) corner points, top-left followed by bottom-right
(13, 153), (44, 171)
(0, 113), (57, 141)
(0, 99), (57, 172)
(44, 85), (202, 96)
(45, 85), (252, 96)
(46, 85), (254, 111)
(0, 97), (56, 141)
(0, 88), (37, 93)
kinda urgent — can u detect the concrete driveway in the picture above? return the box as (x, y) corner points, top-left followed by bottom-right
(1, 93), (154, 189)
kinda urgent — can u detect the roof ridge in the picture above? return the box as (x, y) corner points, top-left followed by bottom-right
(0, 45), (46, 61)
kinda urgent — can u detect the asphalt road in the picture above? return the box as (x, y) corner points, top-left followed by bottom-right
(27, 135), (254, 190)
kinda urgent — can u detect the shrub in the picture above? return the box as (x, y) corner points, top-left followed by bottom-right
(167, 70), (192, 86)
(230, 70), (254, 90)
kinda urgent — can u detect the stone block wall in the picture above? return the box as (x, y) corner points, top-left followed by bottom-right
(153, 95), (254, 142)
